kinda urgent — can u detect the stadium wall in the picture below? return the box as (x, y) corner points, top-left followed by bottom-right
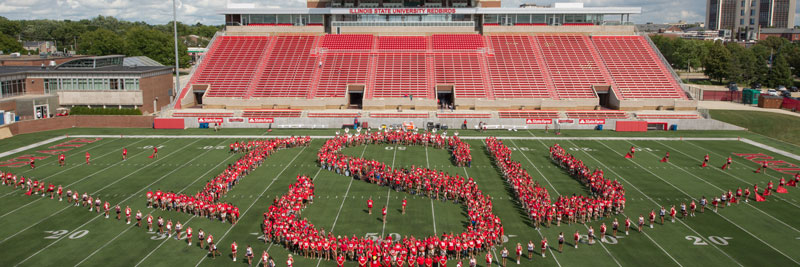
(3, 115), (154, 135)
(176, 117), (744, 131)
(483, 25), (635, 35)
(226, 26), (325, 35)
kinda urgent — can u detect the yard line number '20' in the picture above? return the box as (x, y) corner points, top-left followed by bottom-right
(686, 235), (732, 246)
(44, 230), (89, 240)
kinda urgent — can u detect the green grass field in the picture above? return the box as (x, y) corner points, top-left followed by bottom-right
(1, 128), (799, 267)
(710, 110), (800, 146)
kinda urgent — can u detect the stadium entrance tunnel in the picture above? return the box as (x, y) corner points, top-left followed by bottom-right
(347, 84), (364, 109)
(436, 85), (455, 109)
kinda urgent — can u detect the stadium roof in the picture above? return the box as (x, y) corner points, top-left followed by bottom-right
(217, 7), (642, 15)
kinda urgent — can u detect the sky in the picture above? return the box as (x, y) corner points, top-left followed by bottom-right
(0, 0), (798, 26)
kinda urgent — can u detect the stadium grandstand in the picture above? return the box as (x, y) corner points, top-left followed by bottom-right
(168, 1), (698, 128)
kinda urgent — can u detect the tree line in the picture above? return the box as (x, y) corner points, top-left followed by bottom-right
(0, 16), (222, 68)
(651, 35), (799, 89)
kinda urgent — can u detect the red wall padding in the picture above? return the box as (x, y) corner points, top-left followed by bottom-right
(616, 121), (648, 132)
(154, 118), (185, 129)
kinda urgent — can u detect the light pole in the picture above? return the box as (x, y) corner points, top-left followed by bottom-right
(172, 0), (181, 105)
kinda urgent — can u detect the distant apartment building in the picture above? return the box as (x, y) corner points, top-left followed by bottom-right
(706, 0), (796, 40)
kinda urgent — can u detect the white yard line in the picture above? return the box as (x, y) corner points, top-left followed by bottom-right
(424, 145), (437, 236)
(651, 140), (800, 233)
(508, 138), (619, 267)
(0, 136), (68, 159)
(14, 139), (202, 266)
(328, 145), (368, 233)
(193, 146), (308, 267)
(550, 135), (731, 267)
(682, 141), (800, 210)
(0, 138), (131, 198)
(1, 138), (123, 187)
(380, 144), (398, 238)
(595, 140), (789, 265)
(0, 139), (152, 219)
(80, 139), (235, 267)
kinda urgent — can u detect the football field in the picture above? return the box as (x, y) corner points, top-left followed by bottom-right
(1, 128), (799, 267)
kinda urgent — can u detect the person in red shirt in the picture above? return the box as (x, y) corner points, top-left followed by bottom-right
(541, 238), (548, 258)
(231, 241), (238, 262)
(29, 158), (35, 169)
(122, 148), (128, 161)
(58, 153), (65, 167)
(574, 230), (580, 249)
(358, 255), (368, 267)
(152, 146), (158, 159)
(336, 254), (346, 267)
(402, 197), (407, 215)
(367, 197), (373, 214)
(85, 152), (91, 165)
(382, 206), (387, 223)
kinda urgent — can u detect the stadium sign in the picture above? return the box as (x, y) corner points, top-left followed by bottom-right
(349, 8), (457, 14)
(578, 119), (606, 125)
(557, 119), (575, 124)
(526, 119), (552, 124)
(247, 118), (274, 123)
(198, 118), (223, 124)
(228, 118), (244, 123)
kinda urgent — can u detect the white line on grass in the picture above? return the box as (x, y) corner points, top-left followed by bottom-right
(193, 146), (308, 267)
(0, 139), (151, 219)
(682, 141), (800, 210)
(424, 145), (437, 236)
(0, 138), (124, 196)
(79, 139), (235, 267)
(596, 140), (787, 266)
(380, 144), (398, 238)
(509, 138), (617, 267)
(652, 140), (800, 233)
(0, 136), (68, 159)
(554, 136), (736, 267)
(13, 139), (200, 266)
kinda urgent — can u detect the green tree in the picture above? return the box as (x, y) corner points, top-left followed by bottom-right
(703, 41), (732, 83)
(78, 28), (124, 56)
(123, 27), (190, 68)
(758, 36), (790, 51)
(0, 33), (24, 53)
(766, 54), (793, 88)
(0, 16), (21, 36)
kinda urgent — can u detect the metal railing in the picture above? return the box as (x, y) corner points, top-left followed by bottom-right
(166, 31), (224, 112)
(331, 21), (474, 27)
(641, 33), (694, 100)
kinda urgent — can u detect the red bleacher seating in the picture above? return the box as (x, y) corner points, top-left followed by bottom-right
(515, 23), (548, 26)
(369, 113), (429, 118)
(498, 110), (559, 119)
(432, 34), (484, 50)
(433, 53), (486, 98)
(172, 112), (234, 117)
(566, 111), (628, 120)
(378, 36), (427, 50)
(563, 23), (595, 26)
(436, 113), (491, 118)
(242, 110), (302, 118)
(536, 35), (608, 98)
(373, 53), (429, 98)
(486, 35), (551, 98)
(321, 34), (374, 50)
(307, 112), (362, 118)
(636, 114), (700, 120)
(251, 36), (317, 98)
(315, 53), (369, 98)
(592, 36), (685, 99)
(198, 36), (270, 98)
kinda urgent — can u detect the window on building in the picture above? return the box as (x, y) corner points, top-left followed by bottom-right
(0, 79), (26, 98)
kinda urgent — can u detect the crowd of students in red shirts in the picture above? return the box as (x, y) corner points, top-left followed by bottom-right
(486, 138), (626, 229)
(145, 137), (311, 224)
(260, 131), (503, 266)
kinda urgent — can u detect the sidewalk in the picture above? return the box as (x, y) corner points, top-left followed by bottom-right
(698, 101), (800, 118)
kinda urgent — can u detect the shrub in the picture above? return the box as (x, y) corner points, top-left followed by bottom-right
(69, 107), (143, 116)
